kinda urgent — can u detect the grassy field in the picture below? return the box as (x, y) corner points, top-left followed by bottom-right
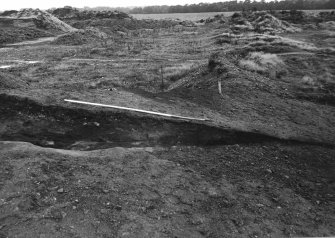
(131, 12), (235, 21)
(132, 10), (335, 21)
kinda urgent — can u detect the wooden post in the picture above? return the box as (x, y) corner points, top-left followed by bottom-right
(218, 79), (222, 95)
(160, 65), (164, 90)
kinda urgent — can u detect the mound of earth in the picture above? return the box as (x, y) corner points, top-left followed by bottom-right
(0, 72), (28, 89)
(49, 6), (131, 21)
(274, 10), (307, 24)
(181, 33), (335, 111)
(200, 14), (227, 24)
(0, 10), (18, 17)
(214, 32), (333, 54)
(179, 20), (196, 27)
(70, 18), (179, 32)
(319, 21), (335, 30)
(229, 13), (254, 32)
(273, 10), (335, 25)
(0, 26), (53, 44)
(318, 11), (335, 22)
(230, 12), (301, 34)
(53, 27), (108, 45)
(0, 8), (76, 33)
(252, 12), (301, 33)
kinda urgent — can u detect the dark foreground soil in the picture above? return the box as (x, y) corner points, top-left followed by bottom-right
(0, 94), (289, 150)
(0, 141), (334, 238)
(0, 93), (334, 237)
(0, 92), (334, 237)
(0, 27), (53, 45)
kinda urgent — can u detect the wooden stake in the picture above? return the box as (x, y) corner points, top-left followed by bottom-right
(160, 65), (164, 90)
(218, 80), (222, 95)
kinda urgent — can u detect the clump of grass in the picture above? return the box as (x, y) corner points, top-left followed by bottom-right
(164, 64), (196, 82)
(302, 75), (316, 86)
(239, 51), (286, 78)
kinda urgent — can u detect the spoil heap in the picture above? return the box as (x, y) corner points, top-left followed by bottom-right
(53, 27), (108, 45)
(230, 11), (301, 34)
(49, 6), (131, 20)
(0, 8), (76, 32)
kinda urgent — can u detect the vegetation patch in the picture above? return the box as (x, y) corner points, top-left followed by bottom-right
(0, 72), (28, 89)
(164, 63), (197, 82)
(239, 51), (286, 78)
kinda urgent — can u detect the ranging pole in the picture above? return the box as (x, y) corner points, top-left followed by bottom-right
(64, 99), (209, 122)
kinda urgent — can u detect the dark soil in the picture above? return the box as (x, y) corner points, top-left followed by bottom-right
(0, 140), (334, 238)
(0, 94), (283, 150)
(0, 27), (53, 45)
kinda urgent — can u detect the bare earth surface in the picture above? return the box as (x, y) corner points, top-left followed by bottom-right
(0, 141), (334, 237)
(0, 9), (335, 237)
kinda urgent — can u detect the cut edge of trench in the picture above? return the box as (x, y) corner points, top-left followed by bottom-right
(0, 93), (333, 151)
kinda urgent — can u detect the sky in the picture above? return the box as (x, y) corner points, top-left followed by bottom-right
(0, 0), (241, 11)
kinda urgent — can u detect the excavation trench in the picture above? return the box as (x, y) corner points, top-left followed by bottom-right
(0, 94), (280, 150)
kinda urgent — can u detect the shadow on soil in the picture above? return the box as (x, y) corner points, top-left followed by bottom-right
(0, 93), (313, 150)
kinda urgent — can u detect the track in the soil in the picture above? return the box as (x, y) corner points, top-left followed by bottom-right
(1, 94), (286, 150)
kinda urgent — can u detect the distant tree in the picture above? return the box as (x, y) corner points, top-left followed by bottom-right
(295, 0), (304, 10)
(128, 0), (335, 14)
(326, 0), (335, 9)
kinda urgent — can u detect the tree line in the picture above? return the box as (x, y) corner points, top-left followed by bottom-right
(128, 0), (335, 14)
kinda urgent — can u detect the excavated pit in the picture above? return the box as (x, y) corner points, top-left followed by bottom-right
(0, 94), (282, 150)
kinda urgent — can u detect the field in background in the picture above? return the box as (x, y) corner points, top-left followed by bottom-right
(131, 12), (235, 21)
(132, 9), (334, 21)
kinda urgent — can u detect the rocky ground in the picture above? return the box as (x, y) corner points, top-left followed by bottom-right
(0, 9), (334, 237)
